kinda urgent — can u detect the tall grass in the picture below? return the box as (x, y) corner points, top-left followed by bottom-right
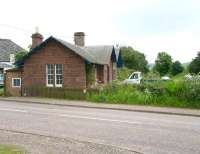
(87, 81), (200, 109)
(0, 88), (4, 96)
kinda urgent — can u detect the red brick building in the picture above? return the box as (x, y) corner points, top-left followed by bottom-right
(5, 32), (123, 96)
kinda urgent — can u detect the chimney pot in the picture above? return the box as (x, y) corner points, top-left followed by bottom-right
(74, 32), (85, 46)
(31, 32), (43, 49)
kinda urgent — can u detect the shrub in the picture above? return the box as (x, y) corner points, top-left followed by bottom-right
(164, 81), (200, 102)
(117, 67), (134, 81)
(15, 50), (28, 62)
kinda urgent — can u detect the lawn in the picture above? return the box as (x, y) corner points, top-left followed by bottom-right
(0, 145), (26, 154)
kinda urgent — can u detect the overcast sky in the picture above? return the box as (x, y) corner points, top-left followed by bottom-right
(0, 0), (199, 63)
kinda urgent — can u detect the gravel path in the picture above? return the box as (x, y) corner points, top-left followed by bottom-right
(0, 130), (137, 154)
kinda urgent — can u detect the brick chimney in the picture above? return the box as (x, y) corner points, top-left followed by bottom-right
(31, 32), (43, 49)
(74, 32), (85, 46)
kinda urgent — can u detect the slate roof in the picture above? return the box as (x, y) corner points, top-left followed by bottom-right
(57, 38), (97, 64)
(83, 46), (115, 65)
(57, 37), (117, 65)
(17, 36), (122, 66)
(0, 39), (24, 62)
(0, 62), (13, 68)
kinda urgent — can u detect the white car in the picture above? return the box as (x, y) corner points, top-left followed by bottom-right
(123, 72), (142, 84)
(161, 76), (171, 81)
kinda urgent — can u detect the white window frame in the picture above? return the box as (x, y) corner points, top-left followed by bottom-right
(46, 64), (54, 87)
(10, 54), (15, 64)
(12, 78), (21, 88)
(55, 64), (63, 87)
(0, 72), (3, 84)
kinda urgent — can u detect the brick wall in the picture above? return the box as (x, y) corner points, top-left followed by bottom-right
(23, 40), (86, 95)
(5, 70), (22, 96)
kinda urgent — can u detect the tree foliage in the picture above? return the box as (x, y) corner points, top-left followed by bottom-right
(15, 50), (28, 62)
(171, 61), (184, 76)
(189, 52), (200, 74)
(120, 46), (149, 73)
(154, 52), (172, 76)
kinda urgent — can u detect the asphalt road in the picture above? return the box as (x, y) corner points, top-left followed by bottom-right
(0, 101), (200, 154)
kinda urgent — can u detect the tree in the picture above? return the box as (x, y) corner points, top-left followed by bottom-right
(120, 46), (149, 73)
(15, 50), (28, 62)
(171, 61), (184, 76)
(154, 52), (172, 76)
(188, 52), (200, 74)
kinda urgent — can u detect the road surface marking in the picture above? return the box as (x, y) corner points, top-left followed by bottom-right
(59, 113), (141, 125)
(0, 108), (28, 113)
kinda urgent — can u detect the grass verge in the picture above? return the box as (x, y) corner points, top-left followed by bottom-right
(86, 81), (200, 109)
(0, 145), (26, 154)
(0, 87), (4, 96)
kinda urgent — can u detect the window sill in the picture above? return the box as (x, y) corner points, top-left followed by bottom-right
(55, 85), (63, 88)
(12, 86), (21, 88)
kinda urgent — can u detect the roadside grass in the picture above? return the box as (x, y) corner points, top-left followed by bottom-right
(0, 87), (4, 96)
(171, 72), (187, 82)
(0, 145), (26, 154)
(87, 81), (200, 109)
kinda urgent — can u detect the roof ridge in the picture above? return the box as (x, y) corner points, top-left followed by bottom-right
(52, 37), (98, 63)
(0, 38), (11, 41)
(85, 45), (113, 47)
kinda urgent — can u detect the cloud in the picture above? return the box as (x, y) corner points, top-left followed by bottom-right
(112, 0), (200, 62)
(114, 0), (200, 36)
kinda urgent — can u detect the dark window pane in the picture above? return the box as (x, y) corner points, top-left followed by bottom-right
(13, 79), (20, 86)
(55, 64), (63, 85)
